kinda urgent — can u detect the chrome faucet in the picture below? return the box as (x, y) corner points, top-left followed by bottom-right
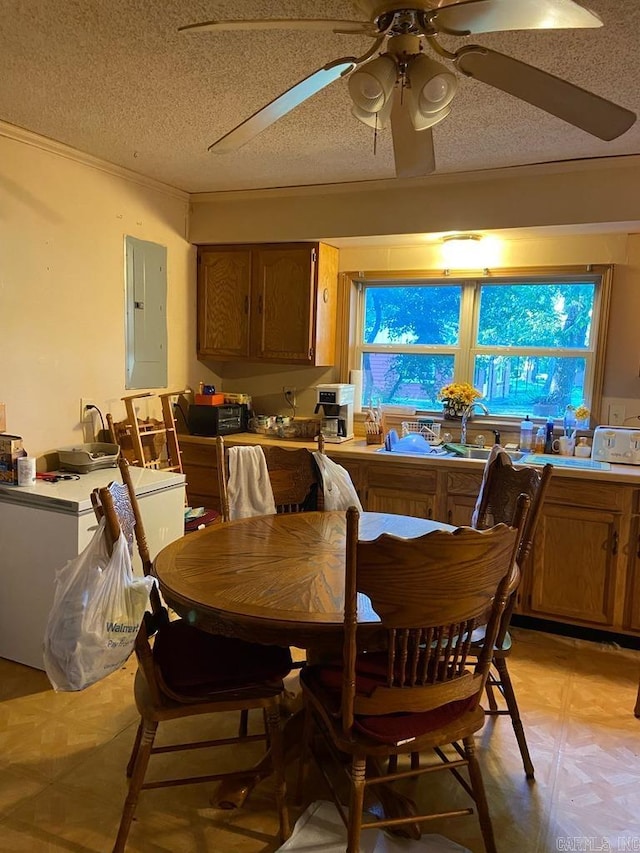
(460, 402), (490, 446)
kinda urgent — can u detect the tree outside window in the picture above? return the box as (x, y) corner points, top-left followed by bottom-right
(357, 274), (603, 419)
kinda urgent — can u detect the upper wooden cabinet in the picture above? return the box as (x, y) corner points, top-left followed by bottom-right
(197, 242), (339, 365)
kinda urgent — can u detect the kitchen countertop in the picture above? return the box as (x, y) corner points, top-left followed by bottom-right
(179, 433), (640, 486)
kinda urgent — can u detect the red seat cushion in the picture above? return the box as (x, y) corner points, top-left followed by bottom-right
(153, 620), (292, 693)
(184, 508), (220, 532)
(304, 654), (475, 745)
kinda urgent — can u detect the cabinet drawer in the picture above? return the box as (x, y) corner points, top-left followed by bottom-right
(546, 479), (626, 511)
(180, 441), (218, 470)
(368, 465), (438, 493)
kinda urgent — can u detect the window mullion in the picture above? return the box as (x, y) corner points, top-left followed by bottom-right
(456, 281), (477, 382)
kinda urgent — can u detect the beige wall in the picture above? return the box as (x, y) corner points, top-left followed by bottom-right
(0, 126), (219, 456)
(189, 155), (640, 244)
(191, 161), (640, 423)
(3, 126), (639, 459)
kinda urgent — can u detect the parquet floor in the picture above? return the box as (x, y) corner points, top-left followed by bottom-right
(0, 629), (638, 852)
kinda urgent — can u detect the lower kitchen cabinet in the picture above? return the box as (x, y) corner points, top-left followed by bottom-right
(180, 438), (222, 511)
(624, 507), (640, 632)
(180, 435), (640, 638)
(365, 465), (438, 519)
(527, 504), (621, 626)
(442, 470), (483, 526)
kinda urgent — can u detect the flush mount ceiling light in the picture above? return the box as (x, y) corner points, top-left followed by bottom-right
(442, 234), (485, 269)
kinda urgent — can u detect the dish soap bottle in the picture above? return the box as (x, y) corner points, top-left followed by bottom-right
(534, 425), (546, 454)
(519, 416), (533, 451)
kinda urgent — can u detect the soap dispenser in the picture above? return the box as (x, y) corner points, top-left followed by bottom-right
(544, 416), (555, 454)
(534, 426), (546, 454)
(519, 416), (533, 451)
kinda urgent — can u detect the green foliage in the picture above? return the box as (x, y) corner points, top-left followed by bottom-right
(361, 280), (596, 413)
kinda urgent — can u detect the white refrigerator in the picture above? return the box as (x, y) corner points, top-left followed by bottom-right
(0, 466), (185, 670)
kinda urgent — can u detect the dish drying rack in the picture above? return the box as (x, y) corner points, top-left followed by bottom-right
(401, 421), (442, 446)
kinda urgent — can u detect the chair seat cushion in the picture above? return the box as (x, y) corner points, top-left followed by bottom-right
(184, 508), (220, 532)
(153, 619), (292, 692)
(302, 656), (475, 745)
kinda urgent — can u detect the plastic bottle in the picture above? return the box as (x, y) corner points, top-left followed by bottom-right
(544, 416), (555, 454)
(563, 405), (576, 437)
(534, 426), (546, 454)
(519, 416), (533, 451)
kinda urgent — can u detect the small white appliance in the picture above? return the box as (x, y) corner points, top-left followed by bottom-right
(592, 426), (640, 465)
(314, 383), (355, 443)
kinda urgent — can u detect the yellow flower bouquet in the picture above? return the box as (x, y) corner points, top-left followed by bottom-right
(574, 404), (590, 428)
(437, 382), (482, 419)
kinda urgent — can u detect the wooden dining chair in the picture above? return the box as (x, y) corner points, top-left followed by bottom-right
(471, 452), (553, 779)
(297, 500), (529, 853)
(92, 459), (292, 852)
(216, 435), (322, 520)
(216, 436), (323, 732)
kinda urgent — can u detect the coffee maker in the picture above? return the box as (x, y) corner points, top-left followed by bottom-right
(314, 384), (355, 443)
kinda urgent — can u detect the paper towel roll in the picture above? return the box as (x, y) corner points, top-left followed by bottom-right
(349, 369), (363, 412)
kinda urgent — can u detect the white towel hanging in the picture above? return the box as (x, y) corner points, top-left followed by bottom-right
(227, 446), (277, 520)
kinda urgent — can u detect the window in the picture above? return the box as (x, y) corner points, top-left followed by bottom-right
(354, 267), (612, 420)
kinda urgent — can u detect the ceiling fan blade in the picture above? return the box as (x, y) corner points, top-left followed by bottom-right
(455, 46), (636, 140)
(391, 94), (436, 178)
(209, 59), (357, 153)
(179, 18), (374, 35)
(430, 0), (602, 36)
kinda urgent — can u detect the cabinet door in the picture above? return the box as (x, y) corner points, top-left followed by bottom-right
(366, 465), (438, 519)
(445, 493), (477, 527)
(180, 440), (222, 511)
(252, 245), (314, 362)
(625, 515), (640, 632)
(197, 248), (251, 358)
(367, 486), (436, 520)
(527, 504), (621, 627)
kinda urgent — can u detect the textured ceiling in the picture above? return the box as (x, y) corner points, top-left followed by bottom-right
(1, 0), (639, 194)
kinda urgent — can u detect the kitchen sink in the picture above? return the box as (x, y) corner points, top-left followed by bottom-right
(444, 444), (524, 461)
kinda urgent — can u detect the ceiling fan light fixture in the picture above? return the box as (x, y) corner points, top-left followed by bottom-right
(351, 96), (393, 129)
(408, 103), (450, 132)
(407, 54), (458, 116)
(348, 54), (397, 113)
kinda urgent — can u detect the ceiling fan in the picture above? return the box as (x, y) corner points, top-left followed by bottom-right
(179, 0), (637, 179)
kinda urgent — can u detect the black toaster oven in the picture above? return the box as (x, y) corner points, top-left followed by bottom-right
(187, 404), (247, 436)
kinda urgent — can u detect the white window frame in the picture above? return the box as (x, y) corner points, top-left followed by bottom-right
(345, 265), (613, 422)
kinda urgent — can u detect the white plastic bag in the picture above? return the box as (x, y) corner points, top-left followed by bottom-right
(312, 452), (364, 512)
(43, 519), (154, 691)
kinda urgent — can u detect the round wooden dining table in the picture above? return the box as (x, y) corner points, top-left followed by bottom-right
(153, 509), (455, 828)
(153, 510), (454, 650)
